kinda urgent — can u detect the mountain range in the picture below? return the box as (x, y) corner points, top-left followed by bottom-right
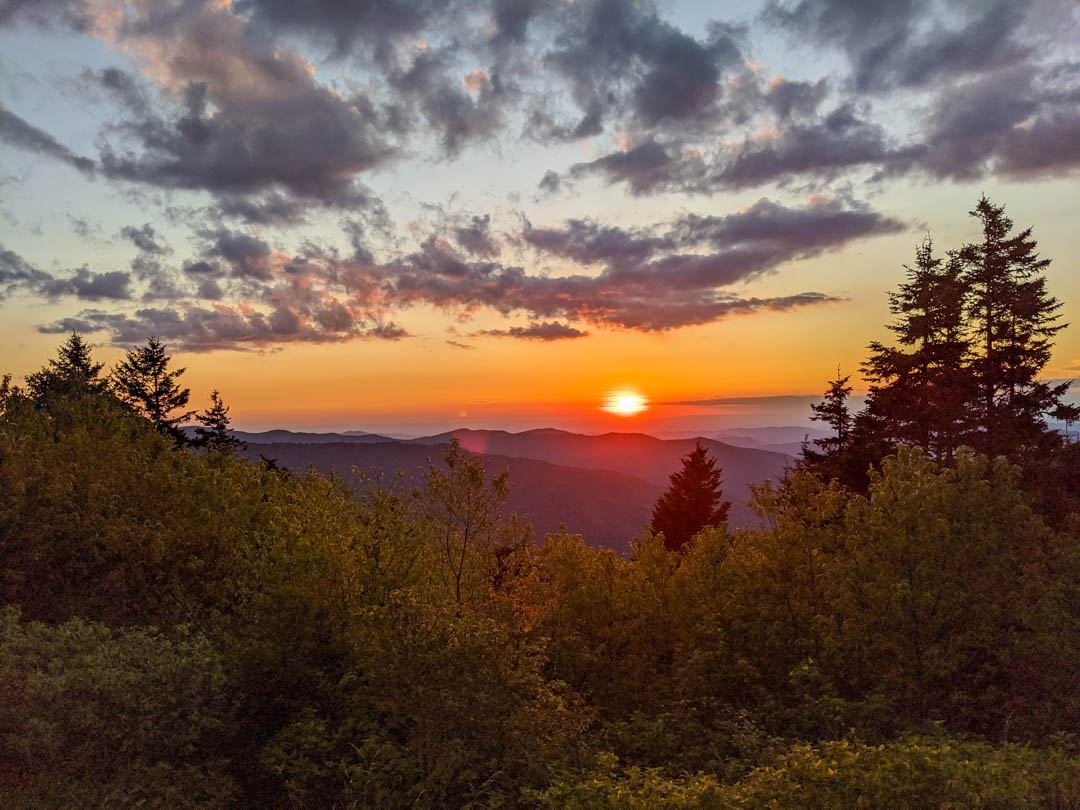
(226, 428), (798, 553)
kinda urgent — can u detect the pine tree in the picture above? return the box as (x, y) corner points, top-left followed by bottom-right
(650, 442), (730, 553)
(810, 368), (853, 454)
(959, 196), (1069, 457)
(111, 336), (192, 443)
(24, 332), (108, 401)
(193, 390), (243, 452)
(861, 239), (973, 459)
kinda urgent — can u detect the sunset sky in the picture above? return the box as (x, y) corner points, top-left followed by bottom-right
(2, 0), (1078, 434)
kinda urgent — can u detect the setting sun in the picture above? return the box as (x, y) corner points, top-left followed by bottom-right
(602, 391), (648, 416)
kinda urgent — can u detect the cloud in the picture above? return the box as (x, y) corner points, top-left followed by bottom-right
(919, 65), (1080, 180)
(453, 214), (499, 257)
(523, 218), (672, 265)
(0, 106), (95, 175)
(475, 320), (589, 340)
(19, 197), (890, 345)
(120, 223), (170, 255)
(569, 137), (701, 195)
(0, 246), (50, 298)
(764, 0), (1030, 93)
(38, 303), (407, 352)
(38, 266), (132, 301)
(82, 3), (395, 212)
(386, 197), (891, 330)
(0, 0), (90, 33)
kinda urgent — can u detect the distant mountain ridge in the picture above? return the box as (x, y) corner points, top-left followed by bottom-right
(232, 427), (794, 552)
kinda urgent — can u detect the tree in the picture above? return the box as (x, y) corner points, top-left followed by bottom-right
(24, 332), (108, 402)
(193, 390), (243, 452)
(959, 196), (1069, 456)
(421, 438), (516, 608)
(650, 443), (730, 553)
(861, 239), (974, 459)
(809, 368), (853, 454)
(111, 336), (192, 443)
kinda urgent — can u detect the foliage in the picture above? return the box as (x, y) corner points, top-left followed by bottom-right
(0, 607), (237, 809)
(193, 389), (244, 452)
(3, 325), (1080, 806)
(651, 442), (731, 552)
(111, 335), (193, 443)
(23, 331), (109, 403)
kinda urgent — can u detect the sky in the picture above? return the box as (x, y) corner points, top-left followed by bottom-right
(1, 0), (1078, 435)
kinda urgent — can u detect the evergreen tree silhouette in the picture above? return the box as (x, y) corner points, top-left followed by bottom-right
(650, 443), (730, 553)
(810, 368), (853, 454)
(193, 390), (243, 452)
(24, 332), (108, 401)
(862, 238), (974, 459)
(111, 336), (192, 443)
(959, 196), (1069, 456)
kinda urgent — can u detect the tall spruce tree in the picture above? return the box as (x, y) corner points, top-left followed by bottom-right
(111, 336), (192, 443)
(959, 196), (1069, 457)
(650, 443), (730, 553)
(24, 332), (108, 402)
(862, 239), (973, 459)
(809, 368), (853, 454)
(193, 390), (243, 452)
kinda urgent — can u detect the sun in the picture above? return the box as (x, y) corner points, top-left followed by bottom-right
(602, 390), (648, 416)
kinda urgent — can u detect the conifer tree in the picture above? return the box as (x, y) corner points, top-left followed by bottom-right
(650, 442), (730, 553)
(193, 390), (243, 452)
(959, 196), (1069, 456)
(24, 332), (108, 401)
(862, 239), (973, 459)
(111, 336), (192, 443)
(810, 368), (853, 454)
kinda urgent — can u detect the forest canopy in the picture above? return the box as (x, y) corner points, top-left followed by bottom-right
(1, 197), (1078, 807)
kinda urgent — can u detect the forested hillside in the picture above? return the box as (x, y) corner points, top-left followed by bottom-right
(2, 323), (1080, 807)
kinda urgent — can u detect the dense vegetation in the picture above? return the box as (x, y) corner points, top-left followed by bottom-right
(1, 197), (1078, 807)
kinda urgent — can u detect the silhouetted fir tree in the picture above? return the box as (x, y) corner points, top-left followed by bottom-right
(193, 390), (243, 452)
(802, 368), (882, 491)
(809, 369), (853, 454)
(650, 442), (730, 553)
(24, 332), (109, 402)
(862, 239), (974, 460)
(111, 336), (192, 444)
(959, 196), (1069, 457)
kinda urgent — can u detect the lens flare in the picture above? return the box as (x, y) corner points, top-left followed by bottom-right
(601, 390), (648, 415)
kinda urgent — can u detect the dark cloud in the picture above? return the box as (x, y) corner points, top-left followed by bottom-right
(523, 218), (671, 265)
(453, 214), (499, 257)
(915, 64), (1080, 180)
(762, 76), (829, 120)
(0, 106), (95, 175)
(476, 320), (589, 340)
(542, 0), (743, 132)
(203, 229), (273, 280)
(0, 0), (90, 32)
(38, 267), (132, 302)
(0, 246), (49, 298)
(120, 223), (170, 255)
(445, 338), (476, 349)
(388, 51), (506, 156)
(213, 193), (312, 227)
(387, 198), (892, 330)
(38, 304), (407, 352)
(569, 137), (701, 195)
(571, 104), (925, 195)
(86, 0), (394, 213)
(537, 169), (561, 194)
(765, 0), (1031, 93)
(235, 0), (456, 58)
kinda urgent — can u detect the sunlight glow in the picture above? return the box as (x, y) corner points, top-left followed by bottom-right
(601, 391), (648, 416)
